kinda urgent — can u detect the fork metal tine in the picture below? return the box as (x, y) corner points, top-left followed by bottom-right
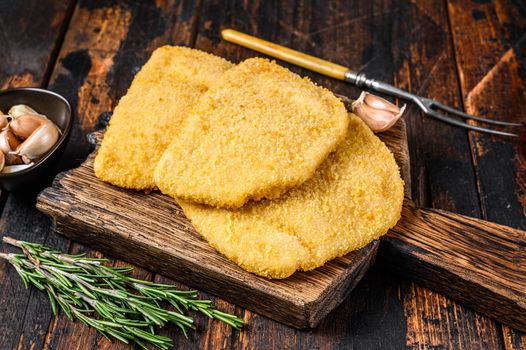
(426, 110), (519, 137)
(431, 101), (523, 127)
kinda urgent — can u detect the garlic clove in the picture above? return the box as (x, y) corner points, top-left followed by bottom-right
(1, 163), (34, 174)
(9, 114), (47, 139)
(351, 91), (406, 132)
(0, 129), (22, 165)
(352, 102), (405, 132)
(8, 104), (38, 118)
(15, 120), (60, 160)
(363, 92), (401, 114)
(0, 151), (4, 172)
(0, 114), (8, 130)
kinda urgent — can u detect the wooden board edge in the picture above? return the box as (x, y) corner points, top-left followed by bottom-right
(381, 237), (526, 333)
(381, 201), (526, 332)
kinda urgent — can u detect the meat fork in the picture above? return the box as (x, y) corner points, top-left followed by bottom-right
(222, 29), (522, 137)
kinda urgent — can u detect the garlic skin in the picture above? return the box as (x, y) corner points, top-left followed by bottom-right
(14, 120), (60, 160)
(351, 92), (406, 132)
(9, 114), (47, 139)
(8, 104), (38, 118)
(0, 130), (22, 165)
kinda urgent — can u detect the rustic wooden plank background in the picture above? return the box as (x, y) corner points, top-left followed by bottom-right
(0, 0), (524, 349)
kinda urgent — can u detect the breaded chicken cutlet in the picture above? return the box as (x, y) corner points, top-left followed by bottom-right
(154, 58), (349, 209)
(94, 46), (233, 190)
(177, 114), (404, 279)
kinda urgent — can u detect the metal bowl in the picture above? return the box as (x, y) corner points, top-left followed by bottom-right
(0, 88), (73, 191)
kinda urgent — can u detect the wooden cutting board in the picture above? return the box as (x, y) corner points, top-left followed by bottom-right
(36, 117), (526, 331)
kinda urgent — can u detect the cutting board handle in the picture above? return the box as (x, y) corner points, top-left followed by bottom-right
(383, 199), (526, 332)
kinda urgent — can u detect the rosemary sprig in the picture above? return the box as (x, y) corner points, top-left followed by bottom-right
(0, 236), (243, 349)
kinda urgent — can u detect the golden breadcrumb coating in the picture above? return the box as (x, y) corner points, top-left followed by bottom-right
(178, 114), (404, 279)
(94, 46), (233, 190)
(154, 58), (349, 208)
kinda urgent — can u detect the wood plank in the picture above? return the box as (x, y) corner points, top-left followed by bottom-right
(230, 265), (408, 350)
(2, 0), (524, 348)
(386, 0), (504, 347)
(447, 0), (526, 346)
(0, 2), (75, 350)
(40, 0), (203, 348)
(0, 1), (73, 89)
(385, 200), (526, 331)
(195, 0), (504, 347)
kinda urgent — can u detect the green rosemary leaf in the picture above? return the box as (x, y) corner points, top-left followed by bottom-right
(76, 281), (98, 300)
(45, 287), (58, 315)
(57, 297), (73, 320)
(105, 328), (131, 344)
(113, 266), (134, 273)
(14, 267), (30, 289)
(26, 274), (45, 291)
(126, 326), (173, 345)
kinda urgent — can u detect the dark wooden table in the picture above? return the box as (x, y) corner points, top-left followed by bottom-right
(0, 1), (525, 349)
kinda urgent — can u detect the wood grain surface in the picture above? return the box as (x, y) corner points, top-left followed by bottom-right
(0, 2), (75, 349)
(0, 0), (525, 349)
(447, 1), (526, 347)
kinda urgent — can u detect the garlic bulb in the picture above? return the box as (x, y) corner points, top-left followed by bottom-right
(0, 129), (22, 165)
(14, 120), (60, 160)
(9, 114), (47, 139)
(8, 104), (38, 118)
(351, 92), (406, 132)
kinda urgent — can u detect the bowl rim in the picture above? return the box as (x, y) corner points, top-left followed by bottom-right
(0, 87), (73, 178)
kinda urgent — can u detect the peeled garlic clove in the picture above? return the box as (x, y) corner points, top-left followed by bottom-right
(0, 129), (22, 165)
(363, 92), (401, 114)
(352, 102), (405, 132)
(9, 114), (47, 139)
(8, 104), (38, 118)
(2, 163), (33, 174)
(352, 91), (406, 132)
(15, 120), (60, 160)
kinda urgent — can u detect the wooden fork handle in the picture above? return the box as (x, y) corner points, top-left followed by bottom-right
(383, 199), (526, 332)
(221, 29), (349, 80)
